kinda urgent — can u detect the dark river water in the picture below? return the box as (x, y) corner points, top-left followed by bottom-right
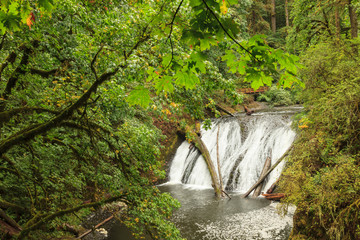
(107, 184), (295, 240)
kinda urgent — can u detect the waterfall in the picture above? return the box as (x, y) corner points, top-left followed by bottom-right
(168, 112), (296, 193)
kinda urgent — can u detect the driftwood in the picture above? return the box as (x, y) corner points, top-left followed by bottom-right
(244, 106), (254, 115)
(266, 178), (279, 194)
(77, 215), (114, 239)
(242, 146), (293, 198)
(253, 156), (271, 197)
(222, 190), (231, 199)
(216, 125), (224, 193)
(261, 193), (285, 201)
(193, 134), (222, 197)
(215, 104), (234, 117)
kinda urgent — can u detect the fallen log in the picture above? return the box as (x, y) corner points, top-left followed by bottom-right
(261, 193), (285, 201)
(215, 104), (234, 117)
(244, 105), (254, 115)
(193, 134), (222, 198)
(216, 125), (225, 197)
(253, 156), (271, 197)
(266, 178), (279, 194)
(77, 215), (114, 239)
(242, 146), (293, 198)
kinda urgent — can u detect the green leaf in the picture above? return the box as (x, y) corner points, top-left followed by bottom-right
(227, 0), (238, 5)
(189, 0), (202, 7)
(191, 52), (206, 73)
(38, 0), (54, 11)
(127, 86), (152, 108)
(250, 78), (262, 90)
(260, 74), (273, 87)
(175, 71), (199, 89)
(237, 60), (247, 75)
(221, 18), (240, 36)
(162, 54), (172, 67)
(154, 76), (174, 94)
(200, 38), (210, 51)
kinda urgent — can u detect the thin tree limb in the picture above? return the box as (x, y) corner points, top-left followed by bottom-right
(165, 0), (184, 69)
(200, 0), (257, 61)
(90, 45), (104, 80)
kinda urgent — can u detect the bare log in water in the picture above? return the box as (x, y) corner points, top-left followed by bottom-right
(253, 156), (271, 197)
(77, 215), (114, 239)
(261, 193), (285, 201)
(242, 146), (293, 198)
(266, 178), (279, 194)
(193, 134), (222, 198)
(244, 105), (254, 115)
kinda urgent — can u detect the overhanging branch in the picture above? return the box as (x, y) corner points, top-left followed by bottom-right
(200, 0), (258, 61)
(17, 195), (128, 240)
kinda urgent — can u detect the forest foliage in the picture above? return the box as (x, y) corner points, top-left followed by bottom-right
(0, 0), (359, 239)
(0, 0), (302, 239)
(279, 0), (360, 239)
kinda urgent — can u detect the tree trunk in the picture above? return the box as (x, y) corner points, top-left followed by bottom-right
(193, 134), (222, 197)
(285, 0), (289, 27)
(253, 156), (271, 197)
(348, 0), (358, 38)
(242, 146), (293, 198)
(0, 208), (22, 231)
(271, 0), (276, 32)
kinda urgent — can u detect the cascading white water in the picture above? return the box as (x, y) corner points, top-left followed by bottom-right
(168, 112), (296, 193)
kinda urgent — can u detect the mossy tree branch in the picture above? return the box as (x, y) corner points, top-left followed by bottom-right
(17, 195), (128, 240)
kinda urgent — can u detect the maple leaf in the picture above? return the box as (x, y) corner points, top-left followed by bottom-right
(26, 13), (36, 30)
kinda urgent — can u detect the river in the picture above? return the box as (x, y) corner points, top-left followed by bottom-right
(107, 106), (301, 240)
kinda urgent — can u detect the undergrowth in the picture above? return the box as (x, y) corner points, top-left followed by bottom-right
(279, 41), (360, 240)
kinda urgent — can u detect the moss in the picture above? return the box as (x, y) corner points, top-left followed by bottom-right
(279, 42), (360, 240)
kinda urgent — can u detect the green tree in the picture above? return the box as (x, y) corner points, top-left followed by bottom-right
(287, 0), (359, 52)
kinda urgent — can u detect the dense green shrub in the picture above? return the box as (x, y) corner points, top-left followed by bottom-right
(257, 86), (297, 106)
(280, 42), (360, 240)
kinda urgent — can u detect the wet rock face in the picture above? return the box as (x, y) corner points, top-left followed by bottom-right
(195, 203), (296, 240)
